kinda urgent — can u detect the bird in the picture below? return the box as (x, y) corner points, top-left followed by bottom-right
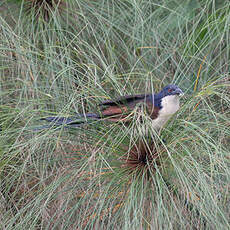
(37, 84), (183, 131)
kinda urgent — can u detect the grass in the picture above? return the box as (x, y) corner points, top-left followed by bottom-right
(0, 0), (230, 229)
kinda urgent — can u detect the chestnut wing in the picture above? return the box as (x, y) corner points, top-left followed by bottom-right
(99, 94), (149, 106)
(99, 94), (158, 122)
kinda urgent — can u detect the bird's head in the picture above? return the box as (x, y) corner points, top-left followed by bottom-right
(159, 84), (184, 98)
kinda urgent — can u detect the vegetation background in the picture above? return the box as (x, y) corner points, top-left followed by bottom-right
(0, 0), (229, 229)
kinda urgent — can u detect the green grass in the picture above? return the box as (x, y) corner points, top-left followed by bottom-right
(0, 0), (230, 229)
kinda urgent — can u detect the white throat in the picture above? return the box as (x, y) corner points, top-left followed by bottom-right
(160, 95), (180, 116)
(152, 95), (180, 130)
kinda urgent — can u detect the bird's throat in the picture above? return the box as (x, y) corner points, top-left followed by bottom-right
(160, 95), (180, 116)
(151, 95), (180, 130)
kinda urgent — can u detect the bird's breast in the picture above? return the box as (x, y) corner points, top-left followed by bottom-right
(152, 95), (180, 129)
(160, 95), (180, 116)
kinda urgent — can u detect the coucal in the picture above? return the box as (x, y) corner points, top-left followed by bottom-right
(38, 84), (183, 130)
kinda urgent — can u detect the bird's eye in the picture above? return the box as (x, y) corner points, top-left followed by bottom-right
(168, 89), (173, 93)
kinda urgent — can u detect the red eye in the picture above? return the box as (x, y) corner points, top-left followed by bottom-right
(168, 89), (173, 93)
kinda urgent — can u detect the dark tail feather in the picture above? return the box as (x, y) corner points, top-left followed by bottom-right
(40, 116), (82, 126)
(35, 113), (99, 130)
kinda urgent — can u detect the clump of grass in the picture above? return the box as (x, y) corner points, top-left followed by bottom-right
(25, 0), (67, 22)
(121, 138), (164, 178)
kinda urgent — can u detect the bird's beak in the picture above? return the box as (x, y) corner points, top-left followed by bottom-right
(175, 88), (184, 96)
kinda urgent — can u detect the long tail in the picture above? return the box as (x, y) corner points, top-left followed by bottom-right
(34, 113), (99, 130)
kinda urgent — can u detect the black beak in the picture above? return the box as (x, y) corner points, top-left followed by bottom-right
(175, 88), (184, 96)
